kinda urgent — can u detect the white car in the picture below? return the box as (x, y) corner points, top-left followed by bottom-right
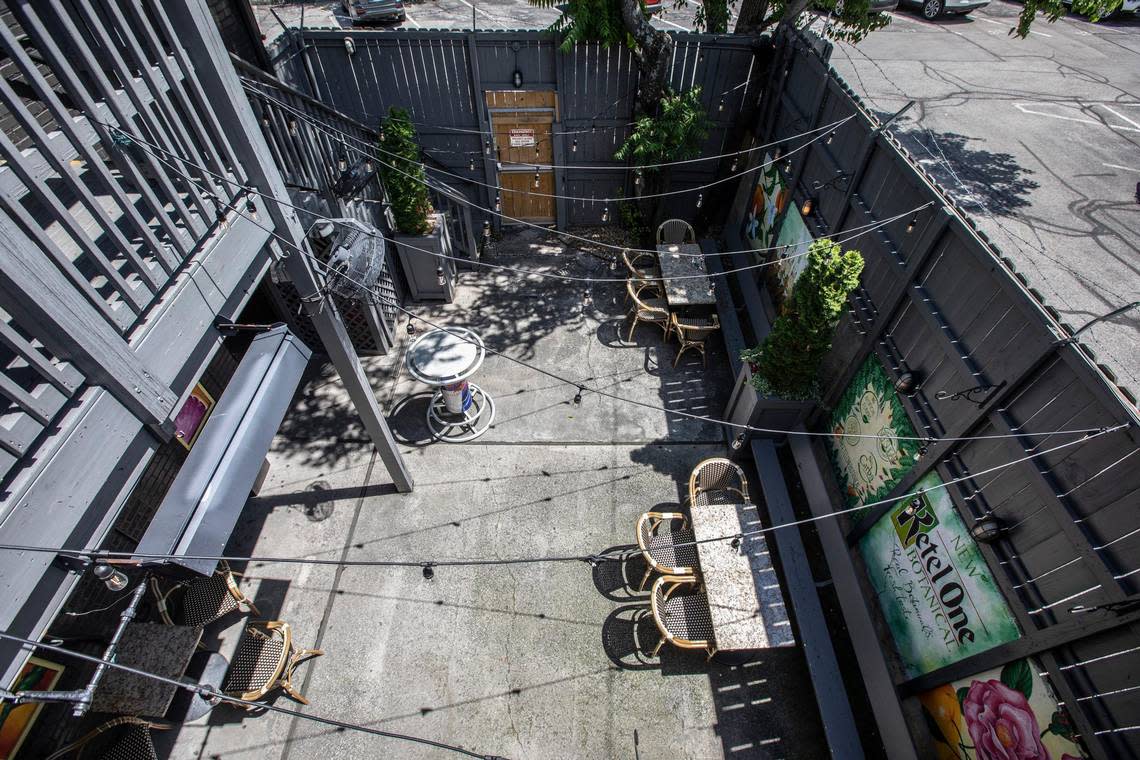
(1063, 0), (1139, 14)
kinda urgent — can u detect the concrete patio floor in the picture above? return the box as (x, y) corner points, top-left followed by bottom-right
(165, 229), (828, 760)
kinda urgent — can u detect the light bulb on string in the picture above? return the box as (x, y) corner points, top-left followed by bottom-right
(826, 130), (836, 145)
(718, 97), (725, 113)
(534, 170), (540, 189)
(337, 155), (348, 172)
(572, 138), (578, 153)
(494, 194), (501, 212)
(379, 127), (385, 142)
(407, 320), (417, 338)
(483, 221), (491, 240)
(906, 215), (917, 234)
(696, 193), (703, 209)
(436, 266), (446, 286)
(484, 138), (491, 155)
(634, 170), (642, 187)
(601, 205), (610, 223)
(573, 386), (583, 405)
(288, 119), (298, 136)
(469, 156), (475, 171)
(591, 122), (596, 134)
(730, 157), (739, 172)
(365, 160), (374, 172)
(245, 197), (257, 217)
(609, 258), (618, 271)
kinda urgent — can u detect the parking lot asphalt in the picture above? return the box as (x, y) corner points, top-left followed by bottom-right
(823, 1), (1140, 400)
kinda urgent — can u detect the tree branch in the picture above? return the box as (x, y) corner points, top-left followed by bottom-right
(618, 0), (675, 114)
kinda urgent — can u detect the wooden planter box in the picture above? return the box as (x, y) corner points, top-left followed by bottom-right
(392, 212), (455, 302)
(722, 363), (815, 447)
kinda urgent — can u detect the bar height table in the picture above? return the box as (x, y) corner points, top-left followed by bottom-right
(656, 243), (717, 312)
(406, 327), (496, 442)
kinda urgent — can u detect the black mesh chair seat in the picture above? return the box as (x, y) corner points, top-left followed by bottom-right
(635, 512), (699, 591)
(222, 621), (323, 707)
(646, 529), (699, 570)
(44, 717), (168, 760)
(151, 562), (259, 628)
(688, 458), (750, 507)
(100, 724), (158, 760)
(650, 576), (717, 659)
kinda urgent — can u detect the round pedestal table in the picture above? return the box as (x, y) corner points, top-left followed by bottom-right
(405, 327), (495, 442)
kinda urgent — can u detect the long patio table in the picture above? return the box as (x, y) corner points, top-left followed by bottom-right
(691, 502), (795, 650)
(656, 243), (717, 312)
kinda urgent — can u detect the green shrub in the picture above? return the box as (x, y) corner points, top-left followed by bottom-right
(741, 239), (864, 399)
(614, 87), (710, 174)
(379, 107), (433, 236)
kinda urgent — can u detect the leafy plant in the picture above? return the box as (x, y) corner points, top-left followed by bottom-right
(614, 87), (711, 174)
(674, 0), (734, 32)
(528, 0), (633, 50)
(378, 107), (433, 236)
(741, 238), (863, 399)
(732, 0), (892, 43)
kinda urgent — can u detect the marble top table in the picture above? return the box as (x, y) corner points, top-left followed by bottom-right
(92, 622), (202, 717)
(691, 502), (795, 650)
(656, 243), (716, 310)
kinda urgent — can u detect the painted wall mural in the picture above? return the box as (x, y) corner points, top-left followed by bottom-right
(858, 471), (1021, 678)
(828, 356), (922, 520)
(741, 152), (788, 252)
(920, 658), (1088, 760)
(771, 204), (813, 308)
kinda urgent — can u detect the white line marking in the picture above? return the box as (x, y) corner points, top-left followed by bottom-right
(402, 10), (420, 27)
(1104, 163), (1140, 174)
(453, 0), (495, 19)
(657, 15), (689, 31)
(976, 15), (1051, 36)
(1014, 103), (1140, 133)
(1100, 105), (1140, 131)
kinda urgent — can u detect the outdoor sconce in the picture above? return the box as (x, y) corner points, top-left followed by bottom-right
(512, 69), (523, 88)
(894, 371), (920, 395)
(800, 196), (816, 217)
(970, 514), (1005, 544)
(93, 563), (129, 592)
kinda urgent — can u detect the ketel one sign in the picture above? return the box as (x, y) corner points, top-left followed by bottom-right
(858, 471), (1020, 678)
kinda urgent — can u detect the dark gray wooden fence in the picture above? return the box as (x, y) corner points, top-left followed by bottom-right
(753, 27), (1140, 760)
(270, 28), (761, 228)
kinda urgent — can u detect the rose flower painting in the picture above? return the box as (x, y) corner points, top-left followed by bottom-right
(920, 659), (1087, 760)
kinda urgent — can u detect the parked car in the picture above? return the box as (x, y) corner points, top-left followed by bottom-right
(343, 0), (406, 24)
(835, 0), (902, 15)
(1064, 0), (1139, 14)
(644, 0), (664, 12)
(899, 0), (988, 18)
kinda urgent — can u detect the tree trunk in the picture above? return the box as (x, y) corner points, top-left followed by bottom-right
(734, 0), (770, 34)
(618, 0), (674, 115)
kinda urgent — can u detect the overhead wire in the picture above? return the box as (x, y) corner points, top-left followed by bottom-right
(117, 129), (1123, 446)
(0, 423), (1122, 570)
(0, 632), (497, 759)
(244, 83), (854, 204)
(103, 119), (935, 285)
(114, 102), (891, 261)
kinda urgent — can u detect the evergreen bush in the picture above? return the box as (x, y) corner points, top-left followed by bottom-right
(741, 238), (864, 399)
(379, 107), (433, 236)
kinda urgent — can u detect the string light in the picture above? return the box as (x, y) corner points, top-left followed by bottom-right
(365, 160), (374, 173)
(730, 157), (738, 172)
(601, 205), (610, 223)
(468, 156), (475, 171)
(436, 266), (446, 286)
(827, 130), (836, 144)
(109, 144), (1122, 450)
(533, 170), (540, 188)
(609, 258), (618, 271)
(718, 97), (725, 112)
(287, 119), (297, 136)
(573, 386), (584, 404)
(484, 138), (491, 155)
(245, 197), (257, 216)
(696, 193), (703, 209)
(494, 193), (501, 212)
(483, 221), (491, 240)
(337, 155), (348, 172)
(572, 138), (578, 153)
(634, 170), (642, 187)
(906, 215), (917, 234)
(406, 320), (417, 337)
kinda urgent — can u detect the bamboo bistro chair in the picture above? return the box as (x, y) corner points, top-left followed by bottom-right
(626, 281), (671, 343)
(45, 716), (170, 760)
(149, 560), (259, 628)
(656, 218), (696, 245)
(635, 511), (699, 591)
(650, 575), (717, 660)
(622, 248), (664, 299)
(669, 313), (721, 368)
(688, 457), (750, 507)
(222, 621), (323, 707)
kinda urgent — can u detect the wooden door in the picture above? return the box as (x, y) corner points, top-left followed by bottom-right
(486, 90), (557, 224)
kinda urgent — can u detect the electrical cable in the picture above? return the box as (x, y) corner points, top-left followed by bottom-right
(0, 632), (498, 759)
(0, 423), (1122, 571)
(245, 83), (854, 203)
(104, 113), (902, 262)
(122, 136), (1121, 446)
(103, 119), (933, 285)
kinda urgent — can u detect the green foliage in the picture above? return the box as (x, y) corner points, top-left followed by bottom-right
(616, 194), (649, 242)
(529, 0), (633, 51)
(613, 87), (711, 173)
(1011, 0), (1122, 37)
(816, 0), (892, 44)
(742, 238), (863, 399)
(676, 0), (734, 32)
(378, 107), (433, 236)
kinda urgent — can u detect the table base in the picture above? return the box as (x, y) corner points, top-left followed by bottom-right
(427, 383), (495, 442)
